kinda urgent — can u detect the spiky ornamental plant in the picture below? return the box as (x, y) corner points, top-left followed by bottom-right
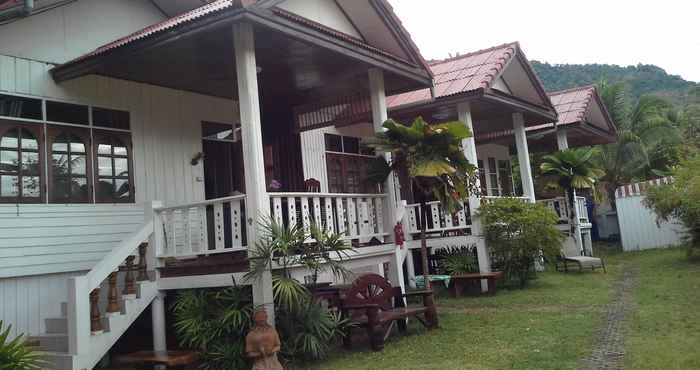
(540, 148), (604, 236)
(366, 117), (478, 291)
(0, 321), (46, 370)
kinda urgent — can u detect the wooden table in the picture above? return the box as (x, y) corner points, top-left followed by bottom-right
(448, 272), (504, 297)
(115, 350), (198, 369)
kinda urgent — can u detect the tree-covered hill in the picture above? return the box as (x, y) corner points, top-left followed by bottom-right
(531, 61), (698, 104)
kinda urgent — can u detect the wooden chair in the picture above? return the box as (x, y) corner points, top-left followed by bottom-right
(339, 273), (438, 351)
(304, 178), (321, 193)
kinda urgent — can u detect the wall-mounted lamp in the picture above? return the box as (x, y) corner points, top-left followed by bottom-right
(191, 152), (204, 166)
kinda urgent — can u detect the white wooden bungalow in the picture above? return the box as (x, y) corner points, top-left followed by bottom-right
(0, 1), (611, 369)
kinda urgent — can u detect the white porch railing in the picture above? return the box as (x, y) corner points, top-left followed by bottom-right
(154, 195), (247, 258)
(480, 195), (531, 205)
(575, 196), (589, 223)
(269, 192), (389, 243)
(405, 200), (471, 235)
(537, 196), (588, 224)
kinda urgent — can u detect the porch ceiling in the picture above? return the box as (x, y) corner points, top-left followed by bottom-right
(479, 121), (617, 152)
(388, 92), (557, 137)
(50, 6), (432, 105)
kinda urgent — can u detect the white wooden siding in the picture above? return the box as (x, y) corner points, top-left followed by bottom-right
(0, 0), (165, 64)
(0, 271), (81, 339)
(0, 55), (238, 280)
(277, 0), (362, 38)
(616, 195), (686, 251)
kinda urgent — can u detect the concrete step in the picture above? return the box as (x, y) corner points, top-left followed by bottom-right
(45, 317), (68, 334)
(41, 352), (74, 370)
(29, 333), (68, 353)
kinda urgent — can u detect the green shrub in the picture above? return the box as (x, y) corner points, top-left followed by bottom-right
(171, 287), (253, 370)
(645, 154), (700, 257)
(0, 321), (45, 370)
(479, 198), (564, 288)
(439, 246), (479, 275)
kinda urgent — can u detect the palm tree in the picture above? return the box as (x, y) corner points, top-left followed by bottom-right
(540, 148), (603, 236)
(595, 81), (681, 206)
(367, 117), (478, 291)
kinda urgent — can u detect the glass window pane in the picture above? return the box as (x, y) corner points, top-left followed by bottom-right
(71, 177), (89, 202)
(324, 134), (342, 152)
(0, 150), (18, 173)
(21, 152), (40, 174)
(115, 179), (130, 199)
(70, 141), (85, 153)
(0, 94), (42, 120)
(52, 154), (70, 176)
(113, 145), (127, 156)
(98, 143), (112, 155)
(20, 130), (38, 150)
(1, 129), (18, 148)
(1, 175), (19, 197)
(22, 176), (40, 198)
(72, 155), (87, 175)
(114, 158), (128, 176)
(96, 179), (114, 200)
(92, 108), (130, 130)
(342, 136), (360, 154)
(52, 140), (68, 152)
(52, 175), (70, 201)
(46, 101), (89, 125)
(98, 156), (112, 176)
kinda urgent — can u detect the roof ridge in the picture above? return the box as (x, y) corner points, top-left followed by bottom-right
(479, 47), (516, 88)
(427, 42), (519, 66)
(548, 84), (596, 96)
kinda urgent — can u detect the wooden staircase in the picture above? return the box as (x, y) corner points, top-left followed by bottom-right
(30, 222), (158, 370)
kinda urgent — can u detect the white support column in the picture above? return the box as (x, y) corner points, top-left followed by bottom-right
(67, 276), (90, 357)
(458, 103), (490, 292)
(405, 248), (416, 288)
(151, 292), (167, 352)
(234, 22), (274, 324)
(556, 128), (569, 150)
(513, 112), (536, 203)
(146, 201), (163, 272)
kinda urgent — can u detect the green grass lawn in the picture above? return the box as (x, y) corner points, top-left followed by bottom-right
(625, 248), (700, 370)
(289, 247), (700, 370)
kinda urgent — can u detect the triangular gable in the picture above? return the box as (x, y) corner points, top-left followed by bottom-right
(491, 45), (551, 108)
(276, 0), (362, 39)
(585, 89), (617, 134)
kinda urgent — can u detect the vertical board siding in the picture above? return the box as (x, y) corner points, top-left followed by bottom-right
(0, 55), (236, 279)
(616, 195), (686, 251)
(0, 271), (81, 339)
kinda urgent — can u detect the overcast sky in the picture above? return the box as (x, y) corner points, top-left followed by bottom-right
(391, 0), (699, 82)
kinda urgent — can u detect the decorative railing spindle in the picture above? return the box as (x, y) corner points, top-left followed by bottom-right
(106, 272), (120, 314)
(122, 256), (136, 296)
(90, 289), (102, 333)
(137, 243), (148, 282)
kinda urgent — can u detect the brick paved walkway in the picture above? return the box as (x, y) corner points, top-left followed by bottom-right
(581, 265), (639, 370)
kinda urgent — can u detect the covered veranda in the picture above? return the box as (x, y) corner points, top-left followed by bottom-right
(50, 0), (434, 332)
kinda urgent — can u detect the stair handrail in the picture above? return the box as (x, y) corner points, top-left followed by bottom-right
(85, 220), (154, 292)
(67, 201), (159, 359)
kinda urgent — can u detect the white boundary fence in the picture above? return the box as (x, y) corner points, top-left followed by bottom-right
(615, 178), (686, 251)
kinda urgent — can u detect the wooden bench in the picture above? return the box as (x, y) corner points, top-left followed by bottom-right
(448, 271), (504, 297)
(556, 256), (606, 273)
(115, 350), (198, 369)
(339, 273), (438, 351)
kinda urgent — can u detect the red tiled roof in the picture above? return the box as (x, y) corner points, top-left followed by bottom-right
(387, 42), (518, 108)
(549, 85), (596, 126)
(58, 0), (423, 73)
(63, 0), (248, 65)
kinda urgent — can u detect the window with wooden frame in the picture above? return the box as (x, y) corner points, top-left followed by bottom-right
(487, 157), (500, 196)
(47, 126), (92, 203)
(94, 131), (133, 203)
(0, 120), (44, 203)
(324, 134), (378, 194)
(477, 159), (487, 196)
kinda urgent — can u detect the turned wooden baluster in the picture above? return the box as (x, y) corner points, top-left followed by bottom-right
(106, 272), (120, 314)
(123, 256), (136, 296)
(90, 289), (102, 332)
(137, 243), (149, 282)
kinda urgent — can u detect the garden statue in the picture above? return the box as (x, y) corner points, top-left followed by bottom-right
(245, 308), (283, 370)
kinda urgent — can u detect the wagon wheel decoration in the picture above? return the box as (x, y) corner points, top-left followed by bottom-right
(345, 274), (394, 307)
